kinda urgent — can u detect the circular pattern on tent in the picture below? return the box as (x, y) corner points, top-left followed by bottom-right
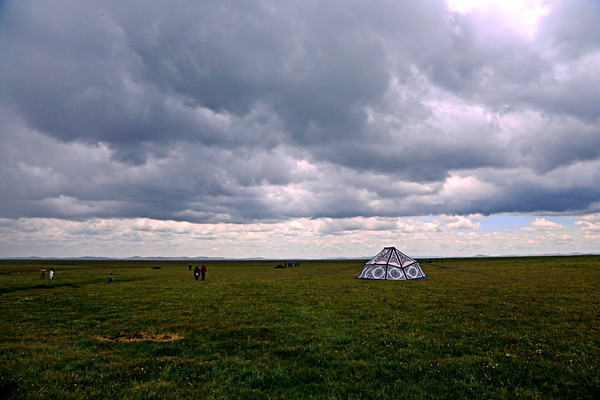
(372, 267), (385, 279)
(406, 266), (418, 278)
(388, 267), (401, 279)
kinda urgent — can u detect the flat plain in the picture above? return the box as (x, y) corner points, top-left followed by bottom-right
(1, 256), (599, 399)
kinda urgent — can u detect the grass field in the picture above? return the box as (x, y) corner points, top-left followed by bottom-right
(1, 256), (599, 399)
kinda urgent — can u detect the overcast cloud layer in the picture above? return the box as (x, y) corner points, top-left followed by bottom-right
(1, 0), (599, 257)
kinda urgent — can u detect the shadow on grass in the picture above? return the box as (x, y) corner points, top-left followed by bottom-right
(0, 282), (80, 294)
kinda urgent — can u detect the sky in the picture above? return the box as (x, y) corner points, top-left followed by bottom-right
(0, 0), (599, 259)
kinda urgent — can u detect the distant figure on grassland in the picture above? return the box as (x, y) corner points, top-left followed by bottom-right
(49, 267), (55, 280)
(201, 264), (207, 281)
(40, 268), (46, 279)
(194, 265), (200, 280)
(108, 273), (113, 283)
(189, 263), (192, 271)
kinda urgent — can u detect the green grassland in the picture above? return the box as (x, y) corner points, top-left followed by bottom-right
(1, 256), (599, 399)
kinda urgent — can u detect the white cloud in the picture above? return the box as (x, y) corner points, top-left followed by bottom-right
(2, 214), (598, 258)
(576, 214), (600, 232)
(524, 217), (562, 231)
(444, 215), (481, 230)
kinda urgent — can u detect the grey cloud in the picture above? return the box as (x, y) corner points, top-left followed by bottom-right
(539, 0), (600, 59)
(318, 218), (399, 236)
(1, 0), (599, 223)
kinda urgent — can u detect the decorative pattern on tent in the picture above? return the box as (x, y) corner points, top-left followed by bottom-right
(357, 247), (426, 280)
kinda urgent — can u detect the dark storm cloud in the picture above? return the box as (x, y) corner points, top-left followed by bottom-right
(0, 0), (599, 223)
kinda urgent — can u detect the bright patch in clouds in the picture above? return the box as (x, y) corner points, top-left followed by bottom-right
(440, 175), (498, 203)
(447, 0), (550, 38)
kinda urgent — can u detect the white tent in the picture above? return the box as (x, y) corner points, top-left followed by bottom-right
(358, 247), (426, 280)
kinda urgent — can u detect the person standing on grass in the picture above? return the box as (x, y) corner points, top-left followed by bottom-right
(189, 262), (192, 271)
(108, 273), (113, 283)
(201, 264), (207, 281)
(193, 265), (200, 280)
(40, 267), (46, 279)
(49, 267), (55, 280)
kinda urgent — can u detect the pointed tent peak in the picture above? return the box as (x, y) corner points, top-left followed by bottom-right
(365, 247), (416, 268)
(358, 246), (426, 280)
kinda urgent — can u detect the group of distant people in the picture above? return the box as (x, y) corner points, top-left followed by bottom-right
(40, 266), (113, 283)
(40, 267), (55, 280)
(37, 263), (205, 284)
(189, 263), (207, 280)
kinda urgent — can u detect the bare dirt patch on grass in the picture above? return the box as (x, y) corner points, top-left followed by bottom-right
(97, 333), (183, 342)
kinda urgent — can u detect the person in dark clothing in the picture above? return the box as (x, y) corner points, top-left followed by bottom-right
(193, 265), (200, 280)
(201, 264), (207, 281)
(108, 273), (113, 283)
(188, 263), (192, 271)
(40, 268), (46, 279)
